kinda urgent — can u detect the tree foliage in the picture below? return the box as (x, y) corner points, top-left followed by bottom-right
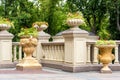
(0, 0), (40, 41)
(67, 0), (120, 40)
(0, 0), (120, 40)
(38, 0), (68, 36)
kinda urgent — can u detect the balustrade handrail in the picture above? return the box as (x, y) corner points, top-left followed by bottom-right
(41, 42), (64, 46)
(87, 40), (120, 45)
(12, 42), (20, 45)
(12, 42), (64, 45)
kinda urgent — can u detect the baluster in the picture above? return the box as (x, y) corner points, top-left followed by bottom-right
(49, 45), (51, 60)
(56, 45), (59, 61)
(115, 44), (119, 63)
(61, 45), (64, 61)
(46, 45), (49, 60)
(51, 45), (55, 60)
(43, 46), (47, 59)
(48, 45), (51, 60)
(19, 46), (22, 61)
(51, 45), (54, 60)
(59, 45), (61, 61)
(59, 45), (63, 61)
(57, 45), (60, 61)
(42, 46), (45, 59)
(54, 45), (57, 60)
(13, 45), (17, 61)
(93, 45), (98, 64)
(87, 44), (91, 64)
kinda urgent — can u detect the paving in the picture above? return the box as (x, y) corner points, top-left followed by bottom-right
(0, 67), (120, 80)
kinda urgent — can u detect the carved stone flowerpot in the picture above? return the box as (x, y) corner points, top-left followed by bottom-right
(96, 45), (115, 73)
(33, 24), (48, 32)
(67, 19), (83, 29)
(0, 24), (10, 31)
(16, 37), (42, 71)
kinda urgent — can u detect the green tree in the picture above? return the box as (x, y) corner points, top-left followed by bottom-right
(0, 0), (39, 41)
(38, 0), (67, 35)
(67, 0), (110, 39)
(106, 0), (120, 39)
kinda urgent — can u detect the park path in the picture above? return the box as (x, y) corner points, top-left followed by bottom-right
(0, 67), (119, 80)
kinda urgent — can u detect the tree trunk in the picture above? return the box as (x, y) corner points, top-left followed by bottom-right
(116, 1), (120, 31)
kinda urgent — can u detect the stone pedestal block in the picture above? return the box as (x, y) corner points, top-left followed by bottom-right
(0, 30), (14, 64)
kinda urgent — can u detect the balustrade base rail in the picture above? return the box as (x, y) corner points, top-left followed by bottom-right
(41, 60), (63, 69)
(41, 60), (120, 72)
(0, 61), (120, 72)
(0, 62), (16, 68)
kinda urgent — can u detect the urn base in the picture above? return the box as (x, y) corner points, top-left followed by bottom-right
(16, 57), (42, 71)
(100, 69), (112, 73)
(100, 66), (112, 73)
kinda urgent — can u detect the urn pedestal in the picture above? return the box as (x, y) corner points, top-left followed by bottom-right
(16, 37), (42, 71)
(0, 24), (14, 66)
(96, 45), (115, 73)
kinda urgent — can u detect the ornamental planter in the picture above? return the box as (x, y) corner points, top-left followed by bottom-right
(96, 45), (115, 73)
(34, 24), (48, 32)
(0, 17), (13, 31)
(32, 21), (48, 32)
(0, 24), (10, 31)
(67, 19), (83, 28)
(16, 37), (42, 71)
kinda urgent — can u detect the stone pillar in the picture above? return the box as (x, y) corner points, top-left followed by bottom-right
(52, 31), (64, 42)
(0, 30), (14, 64)
(52, 36), (64, 42)
(33, 31), (50, 61)
(62, 28), (88, 72)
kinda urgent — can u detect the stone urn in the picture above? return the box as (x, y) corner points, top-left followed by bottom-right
(96, 45), (115, 73)
(34, 24), (48, 32)
(0, 24), (13, 37)
(16, 36), (42, 71)
(33, 21), (48, 32)
(33, 22), (50, 42)
(0, 24), (10, 31)
(67, 19), (83, 29)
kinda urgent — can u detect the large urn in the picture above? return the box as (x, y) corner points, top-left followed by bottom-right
(16, 36), (42, 71)
(96, 45), (115, 73)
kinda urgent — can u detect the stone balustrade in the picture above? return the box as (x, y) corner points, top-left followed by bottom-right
(1, 25), (120, 72)
(12, 40), (120, 65)
(41, 42), (64, 61)
(11, 39), (120, 72)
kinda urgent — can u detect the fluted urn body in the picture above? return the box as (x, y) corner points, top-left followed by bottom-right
(96, 45), (115, 73)
(16, 37), (42, 71)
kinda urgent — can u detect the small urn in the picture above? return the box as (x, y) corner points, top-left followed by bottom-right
(33, 24), (48, 32)
(0, 24), (10, 31)
(67, 19), (83, 29)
